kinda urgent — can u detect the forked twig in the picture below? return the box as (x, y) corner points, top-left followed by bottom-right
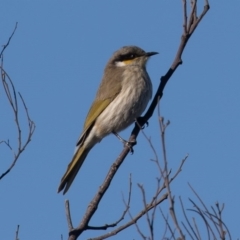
(0, 32), (35, 180)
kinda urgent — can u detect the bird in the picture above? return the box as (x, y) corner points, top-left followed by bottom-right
(58, 46), (158, 194)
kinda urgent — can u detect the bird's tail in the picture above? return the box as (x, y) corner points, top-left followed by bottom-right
(58, 146), (91, 194)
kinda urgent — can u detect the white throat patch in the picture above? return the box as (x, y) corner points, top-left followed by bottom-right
(115, 61), (126, 67)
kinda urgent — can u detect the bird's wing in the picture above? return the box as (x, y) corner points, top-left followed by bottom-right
(76, 99), (111, 147)
(76, 66), (123, 147)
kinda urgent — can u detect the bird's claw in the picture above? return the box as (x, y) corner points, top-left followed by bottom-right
(113, 131), (136, 153)
(124, 140), (136, 154)
(136, 117), (149, 129)
(141, 121), (149, 129)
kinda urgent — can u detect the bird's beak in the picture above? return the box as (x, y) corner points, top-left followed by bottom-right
(145, 52), (159, 57)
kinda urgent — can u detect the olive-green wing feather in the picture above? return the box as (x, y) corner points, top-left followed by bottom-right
(77, 65), (123, 147)
(76, 99), (111, 146)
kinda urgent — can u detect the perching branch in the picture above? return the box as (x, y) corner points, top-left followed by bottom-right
(65, 1), (210, 239)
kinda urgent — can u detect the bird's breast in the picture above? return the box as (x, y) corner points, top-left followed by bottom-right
(94, 66), (152, 138)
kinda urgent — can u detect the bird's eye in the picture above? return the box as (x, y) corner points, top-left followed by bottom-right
(118, 53), (137, 62)
(129, 54), (135, 59)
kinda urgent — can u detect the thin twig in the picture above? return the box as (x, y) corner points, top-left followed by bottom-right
(188, 183), (220, 235)
(124, 195), (147, 240)
(179, 196), (199, 240)
(169, 155), (188, 182)
(90, 193), (168, 240)
(0, 57), (35, 180)
(205, 206), (231, 240)
(138, 184), (154, 240)
(0, 22), (18, 59)
(159, 207), (176, 240)
(216, 202), (226, 239)
(158, 114), (185, 239)
(188, 199), (218, 239)
(15, 225), (20, 240)
(183, 0), (187, 34)
(192, 217), (201, 240)
(187, 0), (197, 33)
(65, 200), (74, 231)
(150, 177), (161, 236)
(161, 213), (170, 240)
(181, 221), (195, 240)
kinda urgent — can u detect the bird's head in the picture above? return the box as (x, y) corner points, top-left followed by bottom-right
(109, 46), (158, 68)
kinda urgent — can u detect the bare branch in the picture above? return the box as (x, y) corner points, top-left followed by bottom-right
(1, 140), (14, 152)
(124, 195), (147, 240)
(90, 193), (168, 240)
(179, 196), (200, 240)
(0, 60), (36, 180)
(207, 204), (232, 240)
(138, 106), (189, 240)
(15, 225), (20, 240)
(0, 22), (18, 59)
(159, 116), (185, 239)
(91, 126), (188, 240)
(161, 213), (169, 240)
(67, 151), (131, 240)
(183, 0), (187, 34)
(65, 200), (74, 231)
(150, 178), (161, 237)
(216, 202), (226, 239)
(169, 155), (188, 182)
(192, 217), (201, 240)
(188, 183), (220, 234)
(188, 198), (218, 239)
(187, 0), (197, 33)
(181, 221), (195, 240)
(138, 183), (154, 240)
(86, 174), (133, 230)
(183, 184), (232, 240)
(159, 207), (176, 240)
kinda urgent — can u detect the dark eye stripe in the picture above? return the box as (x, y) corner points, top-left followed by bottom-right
(117, 53), (138, 61)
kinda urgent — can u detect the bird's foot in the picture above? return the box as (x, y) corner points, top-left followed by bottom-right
(113, 131), (136, 154)
(136, 116), (148, 129)
(124, 140), (136, 154)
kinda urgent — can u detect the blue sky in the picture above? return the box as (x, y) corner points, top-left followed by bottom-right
(1, 1), (239, 239)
